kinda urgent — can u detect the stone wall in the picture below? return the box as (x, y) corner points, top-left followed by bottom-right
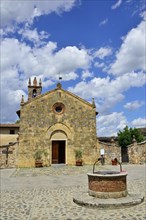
(96, 140), (121, 165)
(128, 140), (146, 164)
(0, 143), (18, 168)
(0, 135), (18, 168)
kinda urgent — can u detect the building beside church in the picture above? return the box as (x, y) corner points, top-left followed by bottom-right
(17, 77), (98, 167)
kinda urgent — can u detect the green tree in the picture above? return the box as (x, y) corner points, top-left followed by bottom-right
(118, 126), (144, 148)
(15, 119), (20, 124)
(129, 127), (145, 143)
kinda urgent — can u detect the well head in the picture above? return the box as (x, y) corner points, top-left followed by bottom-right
(88, 172), (128, 198)
(94, 170), (120, 175)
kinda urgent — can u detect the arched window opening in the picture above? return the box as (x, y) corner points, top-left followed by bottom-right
(32, 89), (37, 97)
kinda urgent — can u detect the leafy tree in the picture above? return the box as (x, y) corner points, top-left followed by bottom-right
(15, 119), (20, 124)
(118, 126), (145, 148)
(129, 127), (145, 143)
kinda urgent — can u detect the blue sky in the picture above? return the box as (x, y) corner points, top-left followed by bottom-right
(1, 0), (146, 136)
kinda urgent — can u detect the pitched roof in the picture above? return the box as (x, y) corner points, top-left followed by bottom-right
(0, 124), (20, 128)
(98, 136), (118, 143)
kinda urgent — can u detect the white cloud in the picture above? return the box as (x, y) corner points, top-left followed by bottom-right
(96, 112), (127, 136)
(140, 10), (146, 21)
(81, 70), (94, 80)
(94, 62), (105, 68)
(60, 72), (78, 81)
(109, 19), (146, 75)
(0, 87), (26, 123)
(111, 0), (122, 10)
(4, 33), (144, 123)
(53, 46), (91, 74)
(68, 71), (146, 113)
(124, 100), (144, 110)
(132, 0), (146, 17)
(1, 38), (91, 80)
(1, 37), (91, 123)
(131, 118), (146, 128)
(1, 0), (77, 27)
(18, 27), (50, 46)
(94, 47), (112, 59)
(99, 18), (108, 26)
(0, 0), (145, 132)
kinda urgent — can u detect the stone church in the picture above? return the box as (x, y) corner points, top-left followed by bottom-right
(17, 77), (98, 167)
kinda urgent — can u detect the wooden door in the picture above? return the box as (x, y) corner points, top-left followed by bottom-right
(59, 141), (65, 163)
(52, 141), (59, 164)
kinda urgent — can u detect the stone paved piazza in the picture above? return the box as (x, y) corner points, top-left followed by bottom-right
(0, 164), (145, 220)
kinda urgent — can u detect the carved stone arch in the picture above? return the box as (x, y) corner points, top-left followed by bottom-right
(46, 123), (72, 140)
(50, 130), (67, 140)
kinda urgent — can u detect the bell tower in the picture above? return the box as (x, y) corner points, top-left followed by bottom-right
(28, 77), (42, 100)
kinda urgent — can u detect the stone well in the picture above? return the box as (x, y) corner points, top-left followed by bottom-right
(73, 162), (144, 208)
(87, 171), (128, 199)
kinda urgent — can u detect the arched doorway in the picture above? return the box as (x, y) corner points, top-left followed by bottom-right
(52, 140), (66, 164)
(51, 130), (67, 164)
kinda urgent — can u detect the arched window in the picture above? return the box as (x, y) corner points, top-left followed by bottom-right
(32, 89), (37, 97)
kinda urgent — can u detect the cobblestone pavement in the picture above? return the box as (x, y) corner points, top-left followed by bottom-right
(0, 164), (146, 220)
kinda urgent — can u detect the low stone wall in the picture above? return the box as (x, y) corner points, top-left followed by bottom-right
(0, 143), (18, 168)
(128, 140), (146, 164)
(96, 140), (121, 165)
(0, 135), (18, 168)
(0, 134), (18, 168)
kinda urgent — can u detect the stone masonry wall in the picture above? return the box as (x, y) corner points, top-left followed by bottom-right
(0, 143), (18, 168)
(0, 134), (18, 168)
(96, 140), (121, 165)
(128, 140), (146, 164)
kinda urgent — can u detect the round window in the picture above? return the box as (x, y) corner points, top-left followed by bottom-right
(53, 103), (65, 114)
(55, 106), (62, 113)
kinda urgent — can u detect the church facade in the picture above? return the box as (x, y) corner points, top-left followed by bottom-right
(17, 77), (98, 167)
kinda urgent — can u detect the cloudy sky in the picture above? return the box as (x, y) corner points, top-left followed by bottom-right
(1, 0), (146, 136)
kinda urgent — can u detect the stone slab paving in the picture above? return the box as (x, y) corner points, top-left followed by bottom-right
(0, 164), (146, 220)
